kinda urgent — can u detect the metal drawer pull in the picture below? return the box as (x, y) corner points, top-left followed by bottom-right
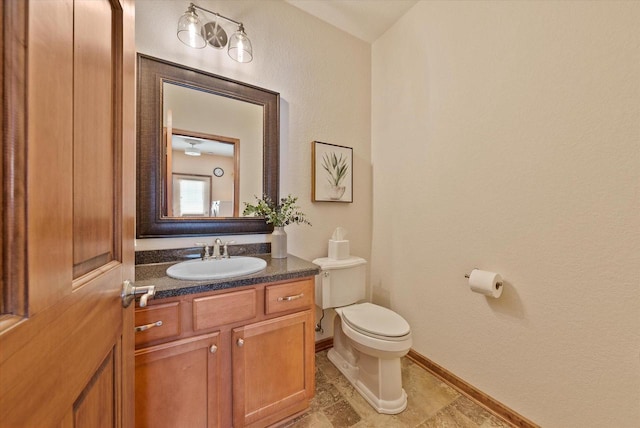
(237, 338), (244, 347)
(134, 320), (163, 332)
(277, 293), (304, 302)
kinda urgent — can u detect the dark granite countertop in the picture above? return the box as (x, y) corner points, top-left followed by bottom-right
(135, 254), (320, 299)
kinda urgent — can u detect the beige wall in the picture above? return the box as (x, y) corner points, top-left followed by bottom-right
(135, 0), (372, 258)
(371, 1), (640, 427)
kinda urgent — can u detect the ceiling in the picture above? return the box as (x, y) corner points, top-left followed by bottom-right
(172, 134), (234, 157)
(284, 0), (419, 43)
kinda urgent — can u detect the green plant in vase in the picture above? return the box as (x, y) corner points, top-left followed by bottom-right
(243, 195), (310, 258)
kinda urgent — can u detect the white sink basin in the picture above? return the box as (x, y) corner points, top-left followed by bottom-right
(166, 257), (267, 281)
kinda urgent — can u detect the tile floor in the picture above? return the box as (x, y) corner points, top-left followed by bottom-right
(281, 350), (513, 428)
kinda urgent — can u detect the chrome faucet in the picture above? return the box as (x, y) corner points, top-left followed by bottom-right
(195, 242), (211, 260)
(222, 240), (235, 258)
(197, 239), (232, 260)
(212, 238), (223, 259)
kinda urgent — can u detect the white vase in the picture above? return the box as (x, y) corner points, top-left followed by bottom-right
(271, 226), (287, 258)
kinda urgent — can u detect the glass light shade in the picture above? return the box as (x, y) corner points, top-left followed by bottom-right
(177, 8), (206, 49)
(228, 25), (253, 63)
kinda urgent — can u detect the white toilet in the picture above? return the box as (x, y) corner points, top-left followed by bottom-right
(313, 256), (412, 414)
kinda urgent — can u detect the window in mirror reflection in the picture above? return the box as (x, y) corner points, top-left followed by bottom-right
(172, 173), (211, 216)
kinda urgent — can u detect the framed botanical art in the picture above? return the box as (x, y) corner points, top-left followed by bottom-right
(312, 141), (353, 203)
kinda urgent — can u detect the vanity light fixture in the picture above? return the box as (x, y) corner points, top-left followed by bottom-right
(177, 2), (253, 63)
(185, 141), (202, 156)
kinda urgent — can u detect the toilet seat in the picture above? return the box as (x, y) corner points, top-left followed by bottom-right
(339, 303), (411, 341)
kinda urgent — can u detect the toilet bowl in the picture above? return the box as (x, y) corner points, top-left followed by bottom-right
(338, 302), (412, 356)
(313, 257), (412, 414)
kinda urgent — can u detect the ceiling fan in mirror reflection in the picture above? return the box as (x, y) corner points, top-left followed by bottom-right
(184, 140), (201, 156)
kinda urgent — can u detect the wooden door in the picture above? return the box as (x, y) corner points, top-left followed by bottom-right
(232, 310), (315, 428)
(0, 0), (136, 426)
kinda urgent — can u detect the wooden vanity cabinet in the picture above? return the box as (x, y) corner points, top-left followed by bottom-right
(134, 277), (315, 428)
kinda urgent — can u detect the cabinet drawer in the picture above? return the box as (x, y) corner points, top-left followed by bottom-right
(135, 302), (181, 347)
(265, 279), (313, 315)
(193, 288), (257, 331)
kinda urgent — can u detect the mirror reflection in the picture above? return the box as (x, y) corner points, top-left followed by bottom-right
(168, 132), (237, 217)
(162, 81), (263, 219)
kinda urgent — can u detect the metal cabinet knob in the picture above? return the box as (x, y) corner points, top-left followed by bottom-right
(236, 338), (244, 347)
(209, 345), (218, 354)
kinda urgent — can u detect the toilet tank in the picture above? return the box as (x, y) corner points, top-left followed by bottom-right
(312, 256), (367, 309)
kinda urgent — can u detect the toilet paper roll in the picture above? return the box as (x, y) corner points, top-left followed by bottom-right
(468, 269), (503, 298)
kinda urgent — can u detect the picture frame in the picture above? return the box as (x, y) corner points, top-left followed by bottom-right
(312, 141), (353, 203)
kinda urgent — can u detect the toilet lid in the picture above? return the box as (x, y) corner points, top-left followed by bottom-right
(340, 303), (410, 338)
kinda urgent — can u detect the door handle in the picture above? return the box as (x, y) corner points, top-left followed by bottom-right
(121, 280), (156, 308)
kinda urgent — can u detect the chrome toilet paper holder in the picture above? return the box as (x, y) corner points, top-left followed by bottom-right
(465, 269), (503, 289)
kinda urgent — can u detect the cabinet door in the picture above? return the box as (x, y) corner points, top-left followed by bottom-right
(232, 310), (315, 427)
(135, 333), (221, 428)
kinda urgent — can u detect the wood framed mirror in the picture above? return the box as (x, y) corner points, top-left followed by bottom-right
(136, 54), (279, 237)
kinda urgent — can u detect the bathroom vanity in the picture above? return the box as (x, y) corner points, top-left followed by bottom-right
(133, 254), (319, 428)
